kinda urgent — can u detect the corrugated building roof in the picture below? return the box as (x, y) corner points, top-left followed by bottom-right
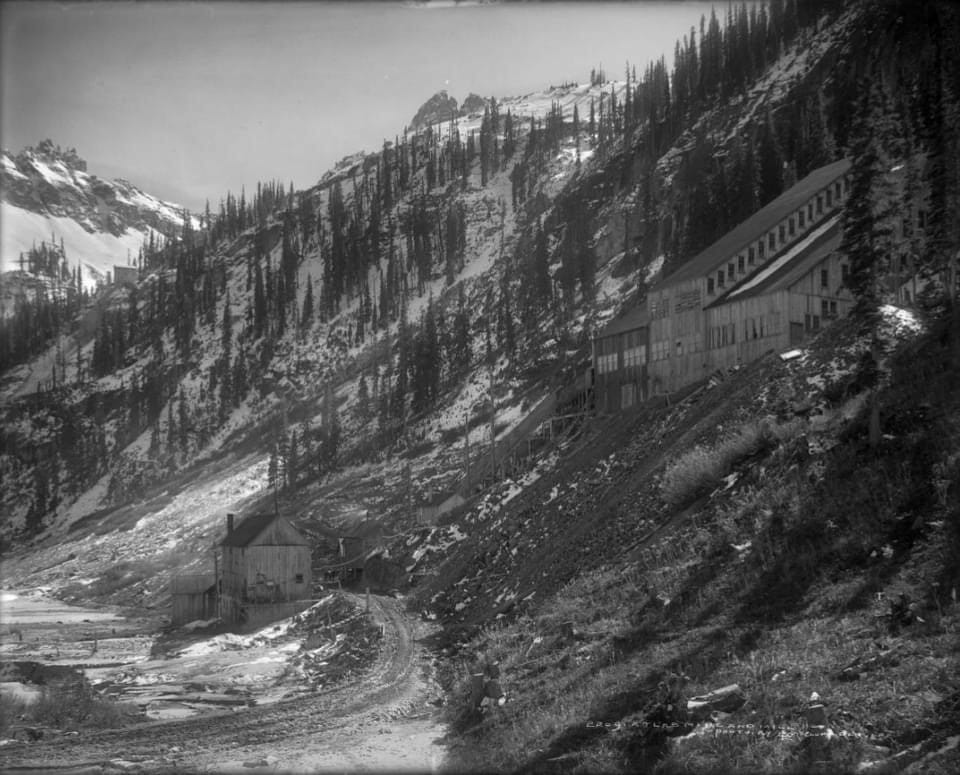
(658, 158), (851, 288)
(170, 574), (215, 595)
(599, 306), (649, 337)
(707, 216), (842, 307)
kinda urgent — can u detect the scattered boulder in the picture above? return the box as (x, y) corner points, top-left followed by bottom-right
(686, 684), (746, 720)
(835, 645), (901, 681)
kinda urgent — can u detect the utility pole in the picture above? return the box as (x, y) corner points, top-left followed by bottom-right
(213, 548), (220, 620)
(488, 367), (496, 481)
(463, 410), (471, 484)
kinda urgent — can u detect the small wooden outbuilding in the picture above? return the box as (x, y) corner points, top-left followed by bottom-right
(170, 573), (216, 626)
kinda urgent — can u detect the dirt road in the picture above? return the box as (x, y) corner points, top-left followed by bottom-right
(0, 594), (448, 773)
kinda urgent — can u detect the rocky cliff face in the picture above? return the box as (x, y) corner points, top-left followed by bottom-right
(409, 90), (459, 130)
(459, 93), (487, 117)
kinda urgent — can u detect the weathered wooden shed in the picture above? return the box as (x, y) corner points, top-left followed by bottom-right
(170, 573), (216, 626)
(218, 512), (312, 626)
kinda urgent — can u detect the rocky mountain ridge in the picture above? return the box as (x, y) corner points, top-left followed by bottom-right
(1, 139), (197, 286)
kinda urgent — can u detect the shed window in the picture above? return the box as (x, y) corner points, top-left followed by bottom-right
(799, 210), (805, 228)
(779, 224), (786, 243)
(758, 241), (765, 259)
(788, 217), (795, 236)
(841, 264), (850, 282)
(717, 269), (725, 287)
(728, 261), (735, 277)
(826, 188), (833, 207)
(817, 195), (823, 215)
(820, 269), (829, 288)
(768, 233), (776, 251)
(707, 276), (715, 294)
(748, 246), (755, 265)
(738, 255), (745, 273)
(835, 181), (842, 199)
(808, 203), (814, 221)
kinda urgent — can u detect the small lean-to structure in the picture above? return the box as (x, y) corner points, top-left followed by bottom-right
(170, 573), (216, 626)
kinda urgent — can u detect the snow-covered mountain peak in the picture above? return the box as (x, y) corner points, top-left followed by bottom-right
(1, 141), (198, 289)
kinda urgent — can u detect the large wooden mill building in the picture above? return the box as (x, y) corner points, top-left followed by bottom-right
(594, 158), (857, 404)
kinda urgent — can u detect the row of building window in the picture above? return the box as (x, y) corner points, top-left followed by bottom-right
(650, 298), (671, 319)
(624, 345), (646, 368)
(708, 312), (783, 349)
(651, 340), (671, 361)
(706, 175), (850, 296)
(647, 333), (705, 361)
(708, 323), (737, 349)
(597, 353), (618, 374)
(596, 345), (647, 374)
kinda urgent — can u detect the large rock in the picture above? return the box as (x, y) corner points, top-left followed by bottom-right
(409, 91), (459, 130)
(460, 93), (487, 116)
(686, 684), (746, 720)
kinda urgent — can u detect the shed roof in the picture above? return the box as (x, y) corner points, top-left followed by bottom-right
(707, 216), (842, 307)
(221, 512), (309, 548)
(658, 158), (850, 288)
(170, 574), (215, 595)
(598, 306), (649, 338)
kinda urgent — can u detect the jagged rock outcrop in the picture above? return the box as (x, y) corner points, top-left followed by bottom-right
(409, 90), (459, 130)
(459, 93), (486, 117)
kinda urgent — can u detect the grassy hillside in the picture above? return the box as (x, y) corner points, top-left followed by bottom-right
(431, 307), (960, 774)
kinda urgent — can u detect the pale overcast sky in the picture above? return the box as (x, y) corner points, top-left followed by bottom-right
(2, 1), (723, 211)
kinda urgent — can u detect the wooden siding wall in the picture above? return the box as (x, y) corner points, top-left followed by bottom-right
(704, 290), (790, 372)
(172, 591), (215, 626)
(243, 545), (311, 601)
(785, 251), (854, 327)
(219, 544), (311, 623)
(648, 277), (706, 393)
